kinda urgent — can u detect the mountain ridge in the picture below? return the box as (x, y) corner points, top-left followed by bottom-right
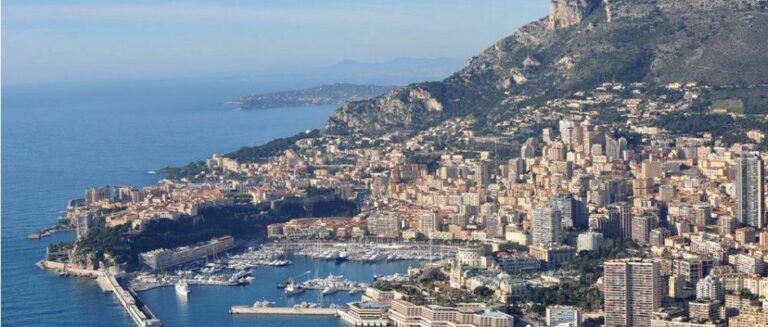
(324, 0), (768, 135)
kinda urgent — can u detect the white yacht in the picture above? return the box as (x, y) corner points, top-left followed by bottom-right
(284, 278), (304, 296)
(321, 286), (337, 296)
(175, 280), (190, 297)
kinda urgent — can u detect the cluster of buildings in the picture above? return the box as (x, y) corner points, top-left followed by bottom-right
(68, 182), (231, 238)
(63, 81), (768, 326)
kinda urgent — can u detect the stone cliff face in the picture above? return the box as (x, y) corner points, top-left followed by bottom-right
(325, 85), (446, 133)
(547, 0), (601, 30)
(324, 0), (768, 136)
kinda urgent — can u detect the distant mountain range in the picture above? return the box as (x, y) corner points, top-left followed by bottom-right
(232, 83), (397, 110)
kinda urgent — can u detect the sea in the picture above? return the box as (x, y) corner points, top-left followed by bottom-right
(1, 78), (413, 327)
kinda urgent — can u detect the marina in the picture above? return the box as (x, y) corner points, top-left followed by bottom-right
(39, 239), (426, 327)
(137, 254), (417, 327)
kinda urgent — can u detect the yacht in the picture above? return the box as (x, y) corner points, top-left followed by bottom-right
(284, 278), (304, 296)
(175, 280), (190, 297)
(321, 286), (337, 296)
(348, 287), (364, 295)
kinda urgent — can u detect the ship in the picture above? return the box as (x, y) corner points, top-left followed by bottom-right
(284, 278), (304, 296)
(175, 280), (190, 297)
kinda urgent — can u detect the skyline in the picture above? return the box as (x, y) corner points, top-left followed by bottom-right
(2, 0), (549, 85)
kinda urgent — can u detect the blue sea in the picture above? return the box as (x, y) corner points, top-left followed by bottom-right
(1, 78), (408, 326)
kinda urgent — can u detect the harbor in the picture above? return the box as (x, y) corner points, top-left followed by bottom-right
(137, 254), (417, 327)
(127, 241), (449, 294)
(39, 240), (424, 327)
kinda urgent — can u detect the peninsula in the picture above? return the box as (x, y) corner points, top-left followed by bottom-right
(231, 83), (396, 110)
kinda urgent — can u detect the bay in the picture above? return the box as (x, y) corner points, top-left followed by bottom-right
(1, 79), (342, 326)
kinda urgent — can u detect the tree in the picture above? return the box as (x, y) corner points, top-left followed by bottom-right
(473, 286), (495, 298)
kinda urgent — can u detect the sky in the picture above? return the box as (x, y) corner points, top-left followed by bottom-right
(2, 0), (549, 85)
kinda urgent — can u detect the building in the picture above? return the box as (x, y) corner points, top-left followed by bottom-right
(576, 232), (604, 252)
(389, 299), (513, 327)
(552, 193), (587, 229)
(338, 302), (390, 327)
(531, 203), (562, 245)
(672, 256), (714, 284)
(546, 305), (580, 327)
(696, 275), (724, 302)
(495, 253), (541, 274)
(419, 212), (440, 233)
(85, 186), (110, 205)
(529, 244), (576, 266)
(729, 308), (768, 327)
(650, 228), (671, 247)
(457, 247), (487, 268)
(729, 253), (765, 275)
(735, 152), (766, 228)
(735, 227), (757, 245)
(367, 213), (401, 238)
(475, 162), (491, 186)
(632, 213), (656, 245)
(139, 235), (235, 270)
(610, 202), (634, 240)
(651, 311), (725, 327)
(604, 258), (662, 327)
(688, 300), (723, 322)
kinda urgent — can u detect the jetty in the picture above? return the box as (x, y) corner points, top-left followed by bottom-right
(105, 274), (162, 327)
(28, 225), (73, 240)
(230, 306), (339, 316)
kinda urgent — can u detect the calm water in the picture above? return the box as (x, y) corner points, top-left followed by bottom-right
(0, 79), (363, 327)
(141, 256), (416, 327)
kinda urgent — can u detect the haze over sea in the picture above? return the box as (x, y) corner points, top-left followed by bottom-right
(1, 78), (414, 326)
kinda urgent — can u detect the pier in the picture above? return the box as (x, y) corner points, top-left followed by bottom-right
(230, 306), (339, 316)
(104, 274), (162, 327)
(28, 225), (73, 240)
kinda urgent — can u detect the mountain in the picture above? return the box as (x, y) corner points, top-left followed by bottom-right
(324, 0), (768, 135)
(232, 83), (397, 110)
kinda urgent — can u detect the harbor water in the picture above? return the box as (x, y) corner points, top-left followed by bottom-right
(140, 256), (417, 327)
(1, 79), (345, 327)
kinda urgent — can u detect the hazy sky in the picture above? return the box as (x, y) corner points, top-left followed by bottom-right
(2, 1), (549, 85)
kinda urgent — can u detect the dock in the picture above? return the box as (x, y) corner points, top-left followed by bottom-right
(230, 306), (339, 316)
(28, 225), (73, 240)
(105, 274), (162, 327)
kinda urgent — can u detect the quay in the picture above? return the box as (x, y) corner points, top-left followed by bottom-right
(38, 261), (161, 327)
(229, 306), (339, 316)
(105, 274), (162, 327)
(28, 225), (73, 240)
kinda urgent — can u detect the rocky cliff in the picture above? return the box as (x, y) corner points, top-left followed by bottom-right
(547, 0), (601, 30)
(324, 0), (768, 135)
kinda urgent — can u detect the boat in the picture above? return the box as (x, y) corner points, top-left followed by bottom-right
(321, 286), (337, 296)
(348, 287), (364, 295)
(175, 280), (190, 297)
(284, 278), (304, 296)
(253, 300), (274, 308)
